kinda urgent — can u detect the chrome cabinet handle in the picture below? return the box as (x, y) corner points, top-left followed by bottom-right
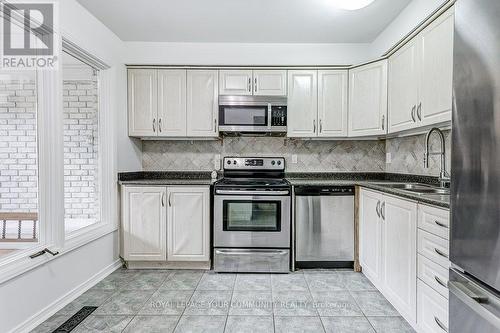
(380, 202), (385, 220)
(158, 118), (162, 133)
(161, 193), (165, 207)
(411, 105), (416, 122)
(376, 201), (381, 217)
(434, 317), (448, 332)
(214, 118), (217, 132)
(435, 276), (447, 288)
(254, 77), (258, 93)
(319, 119), (322, 133)
(313, 119), (316, 133)
(168, 193), (172, 207)
(248, 77), (251, 92)
(434, 248), (449, 258)
(153, 118), (156, 132)
(434, 220), (448, 228)
(417, 102), (422, 121)
(381, 115), (385, 130)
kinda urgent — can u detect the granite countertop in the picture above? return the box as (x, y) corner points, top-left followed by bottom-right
(118, 171), (217, 186)
(286, 172), (450, 209)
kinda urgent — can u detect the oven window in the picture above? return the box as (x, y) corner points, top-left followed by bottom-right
(223, 200), (281, 232)
(221, 106), (267, 126)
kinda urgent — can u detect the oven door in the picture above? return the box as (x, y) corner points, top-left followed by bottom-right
(218, 104), (271, 132)
(214, 194), (290, 248)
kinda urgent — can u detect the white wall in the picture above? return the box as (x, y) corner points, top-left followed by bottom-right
(369, 0), (448, 57)
(0, 1), (132, 331)
(123, 42), (372, 66)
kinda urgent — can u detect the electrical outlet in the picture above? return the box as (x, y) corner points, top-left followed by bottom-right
(291, 154), (298, 164)
(214, 154), (221, 170)
(386, 153), (392, 164)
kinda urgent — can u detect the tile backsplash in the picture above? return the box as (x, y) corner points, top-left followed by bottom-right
(142, 130), (451, 177)
(143, 137), (386, 172)
(386, 129), (451, 176)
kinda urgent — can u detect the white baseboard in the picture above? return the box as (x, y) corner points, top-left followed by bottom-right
(12, 259), (122, 333)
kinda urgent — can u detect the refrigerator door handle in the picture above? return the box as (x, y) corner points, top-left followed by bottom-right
(449, 280), (500, 330)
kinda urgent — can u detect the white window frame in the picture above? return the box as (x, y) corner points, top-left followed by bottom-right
(0, 32), (117, 283)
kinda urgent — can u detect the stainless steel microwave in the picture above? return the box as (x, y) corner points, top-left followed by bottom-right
(218, 96), (287, 135)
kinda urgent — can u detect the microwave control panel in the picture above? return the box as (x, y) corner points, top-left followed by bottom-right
(271, 106), (287, 126)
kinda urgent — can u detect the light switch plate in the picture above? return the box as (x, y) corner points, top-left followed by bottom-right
(386, 153), (392, 164)
(291, 155), (298, 164)
(214, 154), (221, 170)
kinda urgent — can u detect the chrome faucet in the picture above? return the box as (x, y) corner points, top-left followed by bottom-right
(424, 128), (451, 188)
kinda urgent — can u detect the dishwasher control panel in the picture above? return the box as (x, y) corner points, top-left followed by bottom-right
(295, 186), (354, 196)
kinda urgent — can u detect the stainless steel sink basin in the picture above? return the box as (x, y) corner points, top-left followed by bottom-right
(404, 188), (450, 195)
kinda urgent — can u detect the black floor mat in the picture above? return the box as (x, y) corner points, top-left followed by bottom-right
(52, 306), (97, 332)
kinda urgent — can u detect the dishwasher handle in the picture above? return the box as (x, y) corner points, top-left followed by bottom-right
(294, 185), (355, 196)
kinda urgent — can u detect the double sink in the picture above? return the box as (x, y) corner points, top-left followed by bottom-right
(373, 182), (450, 196)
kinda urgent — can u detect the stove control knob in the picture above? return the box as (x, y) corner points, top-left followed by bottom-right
(233, 160), (237, 165)
(277, 160), (282, 165)
(271, 160), (276, 165)
(227, 160), (231, 165)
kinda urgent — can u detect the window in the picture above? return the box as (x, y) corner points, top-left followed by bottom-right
(0, 70), (41, 258)
(62, 52), (101, 235)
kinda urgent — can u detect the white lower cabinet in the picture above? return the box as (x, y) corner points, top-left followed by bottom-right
(417, 279), (449, 333)
(167, 186), (210, 261)
(121, 185), (210, 264)
(122, 186), (167, 261)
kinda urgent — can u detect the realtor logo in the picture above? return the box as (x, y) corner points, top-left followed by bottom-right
(1, 1), (59, 69)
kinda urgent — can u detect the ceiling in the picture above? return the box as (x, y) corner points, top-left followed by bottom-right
(76, 0), (412, 43)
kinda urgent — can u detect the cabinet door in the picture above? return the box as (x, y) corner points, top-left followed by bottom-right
(122, 186), (166, 261)
(417, 280), (449, 333)
(253, 70), (287, 96)
(158, 70), (187, 137)
(219, 70), (252, 95)
(348, 60), (387, 137)
(287, 70), (318, 137)
(318, 70), (348, 137)
(359, 189), (384, 287)
(382, 195), (417, 323)
(186, 70), (219, 137)
(388, 39), (419, 133)
(128, 69), (157, 137)
(418, 8), (454, 126)
(167, 186), (210, 261)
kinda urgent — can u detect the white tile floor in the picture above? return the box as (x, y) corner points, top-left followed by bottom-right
(32, 269), (415, 333)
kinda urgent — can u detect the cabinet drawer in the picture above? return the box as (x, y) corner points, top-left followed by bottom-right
(417, 280), (449, 333)
(418, 254), (449, 299)
(418, 229), (450, 268)
(418, 204), (449, 239)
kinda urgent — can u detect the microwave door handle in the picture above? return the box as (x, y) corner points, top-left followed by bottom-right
(268, 103), (272, 130)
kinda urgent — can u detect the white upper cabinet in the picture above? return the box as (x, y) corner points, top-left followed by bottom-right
(128, 69), (157, 137)
(186, 70), (219, 137)
(253, 70), (287, 96)
(348, 60), (388, 137)
(419, 9), (454, 126)
(287, 70), (318, 137)
(219, 70), (253, 95)
(167, 186), (210, 262)
(158, 70), (187, 137)
(219, 70), (287, 96)
(389, 7), (454, 133)
(318, 70), (348, 137)
(382, 195), (418, 324)
(388, 39), (420, 133)
(121, 186), (166, 261)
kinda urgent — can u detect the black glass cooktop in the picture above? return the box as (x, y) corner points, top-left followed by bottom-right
(216, 177), (290, 187)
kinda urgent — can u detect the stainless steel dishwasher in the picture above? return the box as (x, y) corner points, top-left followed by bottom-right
(295, 185), (354, 268)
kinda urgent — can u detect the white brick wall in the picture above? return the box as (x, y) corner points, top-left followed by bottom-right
(0, 80), (38, 212)
(0, 78), (99, 221)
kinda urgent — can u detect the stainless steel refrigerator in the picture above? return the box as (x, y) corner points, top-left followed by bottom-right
(450, 0), (500, 331)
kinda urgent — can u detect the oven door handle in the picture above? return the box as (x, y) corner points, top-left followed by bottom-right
(215, 189), (289, 196)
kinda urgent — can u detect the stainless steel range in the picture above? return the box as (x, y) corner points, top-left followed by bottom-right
(213, 157), (291, 273)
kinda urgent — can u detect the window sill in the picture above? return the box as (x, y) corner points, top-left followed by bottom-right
(0, 223), (118, 285)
